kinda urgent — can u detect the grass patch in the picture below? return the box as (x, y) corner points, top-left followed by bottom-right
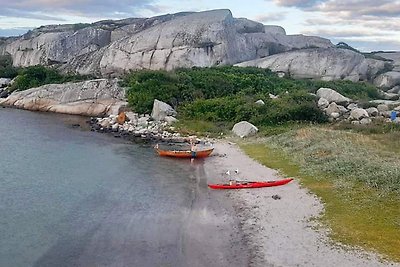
(174, 120), (231, 138)
(240, 127), (400, 261)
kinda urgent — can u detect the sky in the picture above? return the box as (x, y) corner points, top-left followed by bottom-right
(0, 0), (399, 52)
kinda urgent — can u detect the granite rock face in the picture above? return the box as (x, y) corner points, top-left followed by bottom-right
(374, 71), (400, 88)
(236, 48), (386, 82)
(0, 9), (332, 76)
(0, 79), (127, 116)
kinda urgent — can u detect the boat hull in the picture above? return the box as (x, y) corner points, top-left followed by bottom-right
(156, 147), (214, 158)
(208, 178), (293, 189)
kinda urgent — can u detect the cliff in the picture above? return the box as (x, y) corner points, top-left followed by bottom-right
(0, 9), (333, 76)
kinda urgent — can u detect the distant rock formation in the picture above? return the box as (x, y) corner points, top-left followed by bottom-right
(0, 9), (332, 76)
(236, 48), (386, 82)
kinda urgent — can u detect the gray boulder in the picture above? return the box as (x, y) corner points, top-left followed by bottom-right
(360, 118), (372, 125)
(236, 48), (385, 82)
(350, 108), (369, 120)
(232, 121), (258, 138)
(388, 86), (400, 94)
(347, 103), (358, 110)
(316, 88), (351, 105)
(375, 52), (400, 71)
(325, 102), (340, 116)
(337, 105), (348, 114)
(366, 107), (379, 117)
(374, 71), (400, 88)
(377, 104), (389, 112)
(379, 91), (400, 100)
(318, 97), (329, 108)
(0, 78), (11, 88)
(164, 116), (178, 125)
(0, 79), (126, 116)
(151, 99), (177, 121)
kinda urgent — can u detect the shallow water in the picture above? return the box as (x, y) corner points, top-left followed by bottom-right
(0, 109), (247, 267)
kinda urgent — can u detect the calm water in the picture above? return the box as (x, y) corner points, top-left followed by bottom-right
(0, 109), (247, 267)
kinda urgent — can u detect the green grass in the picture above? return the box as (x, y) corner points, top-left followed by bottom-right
(174, 120), (232, 138)
(240, 127), (400, 261)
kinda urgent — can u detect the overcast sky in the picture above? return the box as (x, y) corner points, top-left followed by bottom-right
(0, 0), (399, 52)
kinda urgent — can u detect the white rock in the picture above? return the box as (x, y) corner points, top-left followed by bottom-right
(164, 116), (178, 125)
(269, 93), (279, 99)
(330, 112), (340, 119)
(377, 104), (389, 112)
(337, 105), (348, 114)
(0, 78), (11, 88)
(237, 48), (385, 82)
(388, 85), (400, 94)
(350, 108), (369, 120)
(232, 121), (258, 138)
(366, 107), (379, 117)
(255, 99), (265, 105)
(318, 98), (329, 108)
(347, 103), (358, 110)
(325, 102), (340, 116)
(374, 71), (400, 88)
(0, 79), (125, 117)
(316, 88), (351, 105)
(360, 118), (372, 125)
(151, 99), (177, 121)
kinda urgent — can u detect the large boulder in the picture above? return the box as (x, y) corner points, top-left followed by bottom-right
(236, 48), (385, 82)
(316, 88), (352, 105)
(325, 102), (340, 116)
(0, 78), (11, 88)
(232, 121), (258, 138)
(350, 108), (369, 120)
(374, 71), (400, 88)
(151, 99), (177, 121)
(388, 86), (400, 94)
(0, 79), (126, 116)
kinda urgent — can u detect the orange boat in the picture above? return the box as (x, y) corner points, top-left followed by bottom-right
(155, 146), (214, 158)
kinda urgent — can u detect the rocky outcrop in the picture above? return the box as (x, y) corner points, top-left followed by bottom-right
(374, 52), (400, 72)
(232, 121), (258, 138)
(236, 48), (386, 82)
(0, 79), (127, 116)
(0, 9), (332, 76)
(374, 71), (400, 88)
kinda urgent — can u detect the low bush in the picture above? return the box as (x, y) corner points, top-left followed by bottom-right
(124, 66), (379, 125)
(9, 65), (93, 91)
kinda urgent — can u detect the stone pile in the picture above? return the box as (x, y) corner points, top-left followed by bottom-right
(89, 99), (184, 141)
(316, 88), (400, 124)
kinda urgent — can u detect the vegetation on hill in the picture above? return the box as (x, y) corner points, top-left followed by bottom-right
(0, 54), (18, 78)
(8, 66), (93, 92)
(123, 66), (380, 126)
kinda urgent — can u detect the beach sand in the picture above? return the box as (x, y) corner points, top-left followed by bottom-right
(205, 141), (400, 267)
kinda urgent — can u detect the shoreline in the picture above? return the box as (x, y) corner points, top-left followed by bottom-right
(206, 140), (400, 267)
(3, 108), (399, 266)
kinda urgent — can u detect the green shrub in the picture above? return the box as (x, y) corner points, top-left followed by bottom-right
(0, 54), (18, 78)
(124, 66), (378, 125)
(8, 65), (93, 91)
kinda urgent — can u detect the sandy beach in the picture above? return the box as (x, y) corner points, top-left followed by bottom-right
(205, 141), (400, 267)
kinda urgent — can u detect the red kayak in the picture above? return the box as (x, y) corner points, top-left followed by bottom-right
(208, 178), (293, 190)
